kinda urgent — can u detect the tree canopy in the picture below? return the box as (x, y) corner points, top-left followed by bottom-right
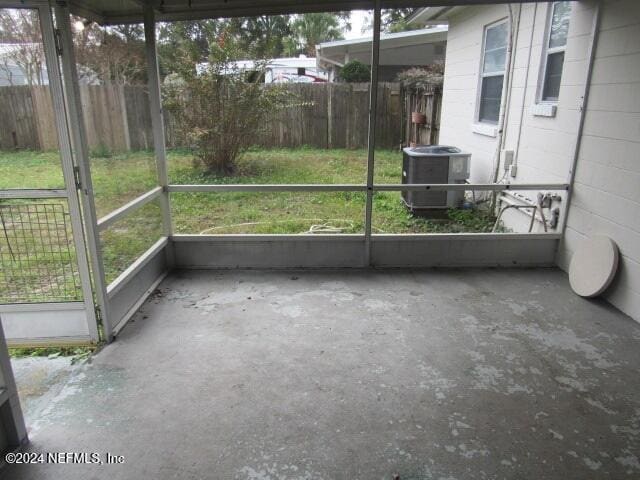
(0, 8), (418, 84)
(363, 8), (418, 34)
(291, 13), (349, 57)
(154, 12), (350, 78)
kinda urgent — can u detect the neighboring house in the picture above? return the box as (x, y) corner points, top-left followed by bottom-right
(0, 43), (47, 86)
(410, 0), (640, 320)
(316, 27), (447, 82)
(197, 56), (328, 83)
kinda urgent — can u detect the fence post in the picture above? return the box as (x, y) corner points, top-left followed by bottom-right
(431, 88), (440, 145)
(119, 84), (132, 151)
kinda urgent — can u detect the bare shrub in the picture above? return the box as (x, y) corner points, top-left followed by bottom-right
(164, 43), (290, 175)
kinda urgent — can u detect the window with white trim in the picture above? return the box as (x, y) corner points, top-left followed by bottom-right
(478, 20), (508, 124)
(540, 1), (571, 102)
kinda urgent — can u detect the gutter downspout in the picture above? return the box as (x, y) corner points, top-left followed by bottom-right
(558, 1), (602, 243)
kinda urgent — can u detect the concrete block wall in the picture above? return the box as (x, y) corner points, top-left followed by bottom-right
(499, 0), (597, 234)
(557, 0), (640, 321)
(438, 4), (507, 184)
(439, 2), (592, 208)
(438, 1), (639, 320)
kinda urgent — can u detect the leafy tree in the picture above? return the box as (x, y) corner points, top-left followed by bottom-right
(384, 8), (419, 33)
(158, 15), (294, 70)
(164, 41), (290, 175)
(281, 36), (299, 57)
(292, 13), (346, 57)
(226, 15), (292, 59)
(158, 19), (226, 75)
(363, 8), (419, 33)
(158, 13), (349, 68)
(338, 60), (371, 83)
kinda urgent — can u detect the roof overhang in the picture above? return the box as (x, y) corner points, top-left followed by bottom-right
(0, 1), (550, 25)
(407, 7), (460, 25)
(318, 26), (447, 52)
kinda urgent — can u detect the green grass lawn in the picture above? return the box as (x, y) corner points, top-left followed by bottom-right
(1, 147), (495, 293)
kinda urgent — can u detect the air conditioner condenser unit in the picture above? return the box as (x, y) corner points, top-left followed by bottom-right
(401, 145), (471, 215)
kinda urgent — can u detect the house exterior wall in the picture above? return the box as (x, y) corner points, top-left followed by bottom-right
(558, 0), (640, 321)
(439, 2), (588, 188)
(438, 0), (639, 321)
(438, 4), (511, 185)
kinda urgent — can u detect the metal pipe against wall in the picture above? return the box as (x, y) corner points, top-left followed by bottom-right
(534, 193), (548, 232)
(490, 3), (519, 190)
(559, 1), (602, 238)
(364, 0), (382, 265)
(512, 2), (539, 174)
(493, 203), (537, 232)
(496, 193), (549, 233)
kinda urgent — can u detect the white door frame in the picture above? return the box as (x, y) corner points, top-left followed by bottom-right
(0, 5), (102, 345)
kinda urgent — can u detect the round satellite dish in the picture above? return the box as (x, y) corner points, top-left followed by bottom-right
(569, 235), (619, 298)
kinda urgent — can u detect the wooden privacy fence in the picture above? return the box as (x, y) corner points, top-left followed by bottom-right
(258, 82), (402, 150)
(0, 82), (409, 152)
(402, 84), (442, 147)
(0, 85), (155, 151)
(0, 86), (57, 150)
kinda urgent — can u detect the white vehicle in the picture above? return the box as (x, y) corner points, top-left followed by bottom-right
(197, 55), (328, 83)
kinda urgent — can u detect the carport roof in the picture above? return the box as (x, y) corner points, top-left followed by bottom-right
(318, 25), (447, 50)
(1, 0), (539, 25)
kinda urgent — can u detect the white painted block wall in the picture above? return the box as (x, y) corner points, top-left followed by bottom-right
(438, 0), (639, 320)
(558, 0), (640, 321)
(439, 5), (508, 184)
(440, 2), (590, 214)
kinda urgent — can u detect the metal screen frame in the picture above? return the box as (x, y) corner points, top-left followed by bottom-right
(89, 1), (567, 340)
(0, 6), (101, 345)
(2, 0), (578, 344)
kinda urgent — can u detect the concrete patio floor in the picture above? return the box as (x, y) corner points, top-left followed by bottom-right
(3, 268), (640, 479)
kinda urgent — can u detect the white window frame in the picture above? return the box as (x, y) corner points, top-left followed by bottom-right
(476, 18), (509, 125)
(538, 1), (571, 104)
